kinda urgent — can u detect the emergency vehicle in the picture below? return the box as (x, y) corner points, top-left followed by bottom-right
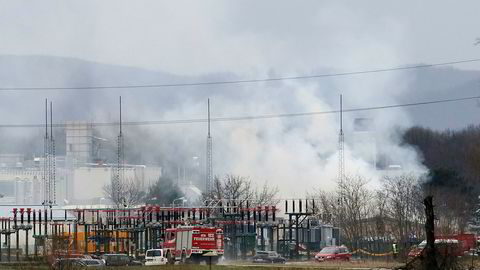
(408, 234), (476, 258)
(163, 226), (224, 264)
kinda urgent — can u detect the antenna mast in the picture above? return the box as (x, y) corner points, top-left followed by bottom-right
(43, 99), (48, 207)
(206, 99), (213, 194)
(338, 94), (345, 185)
(50, 101), (56, 205)
(112, 96), (124, 207)
(42, 99), (56, 207)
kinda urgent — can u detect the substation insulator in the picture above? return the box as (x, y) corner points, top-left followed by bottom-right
(20, 208), (25, 224)
(12, 208), (17, 224)
(32, 211), (36, 234)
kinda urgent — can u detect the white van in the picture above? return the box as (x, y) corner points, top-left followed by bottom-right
(145, 249), (167, 266)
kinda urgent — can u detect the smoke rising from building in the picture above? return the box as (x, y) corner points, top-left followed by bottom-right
(2, 1), (480, 198)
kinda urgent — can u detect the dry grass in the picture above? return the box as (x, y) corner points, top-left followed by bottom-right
(4, 257), (480, 270)
(291, 260), (403, 269)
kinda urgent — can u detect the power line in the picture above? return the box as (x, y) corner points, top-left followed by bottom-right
(1, 58), (479, 91)
(0, 95), (478, 128)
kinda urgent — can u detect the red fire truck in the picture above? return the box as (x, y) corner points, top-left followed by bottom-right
(163, 226), (224, 264)
(408, 233), (476, 258)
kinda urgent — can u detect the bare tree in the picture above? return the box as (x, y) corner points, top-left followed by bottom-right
(338, 175), (374, 247)
(313, 175), (373, 248)
(223, 174), (254, 203)
(309, 189), (334, 224)
(369, 189), (389, 240)
(103, 178), (146, 207)
(203, 174), (279, 206)
(254, 181), (280, 206)
(382, 174), (424, 248)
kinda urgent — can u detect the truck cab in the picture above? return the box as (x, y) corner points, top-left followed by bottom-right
(163, 226), (224, 264)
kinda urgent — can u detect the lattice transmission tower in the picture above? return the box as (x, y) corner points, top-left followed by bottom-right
(43, 100), (56, 208)
(206, 99), (213, 194)
(112, 96), (124, 207)
(338, 94), (345, 185)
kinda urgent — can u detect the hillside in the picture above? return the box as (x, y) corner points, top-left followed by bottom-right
(0, 54), (479, 165)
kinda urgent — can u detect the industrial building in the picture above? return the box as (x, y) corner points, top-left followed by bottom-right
(0, 121), (163, 206)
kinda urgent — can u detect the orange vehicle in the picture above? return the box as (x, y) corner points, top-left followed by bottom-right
(163, 226), (224, 264)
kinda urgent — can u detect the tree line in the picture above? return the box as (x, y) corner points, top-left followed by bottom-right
(310, 125), (480, 255)
(403, 125), (480, 233)
(103, 174), (279, 208)
(312, 174), (425, 256)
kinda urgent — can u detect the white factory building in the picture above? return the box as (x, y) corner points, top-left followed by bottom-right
(0, 121), (162, 206)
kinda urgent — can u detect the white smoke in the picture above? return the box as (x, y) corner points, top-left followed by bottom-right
(0, 1), (439, 196)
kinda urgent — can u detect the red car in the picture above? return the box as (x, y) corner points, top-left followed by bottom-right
(315, 246), (352, 262)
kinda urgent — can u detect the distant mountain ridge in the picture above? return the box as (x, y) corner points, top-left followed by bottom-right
(0, 54), (478, 130)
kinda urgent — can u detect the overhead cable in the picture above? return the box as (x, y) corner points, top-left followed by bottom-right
(0, 95), (478, 128)
(0, 58), (479, 91)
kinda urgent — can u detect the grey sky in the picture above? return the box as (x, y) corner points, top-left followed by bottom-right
(0, 1), (479, 195)
(1, 0), (479, 75)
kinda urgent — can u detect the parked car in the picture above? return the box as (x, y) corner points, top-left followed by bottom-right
(78, 259), (106, 267)
(314, 246), (352, 262)
(252, 251), (287, 264)
(145, 249), (167, 266)
(52, 258), (83, 270)
(53, 258), (105, 269)
(101, 254), (142, 266)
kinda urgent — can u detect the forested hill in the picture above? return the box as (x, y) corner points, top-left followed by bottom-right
(403, 125), (480, 230)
